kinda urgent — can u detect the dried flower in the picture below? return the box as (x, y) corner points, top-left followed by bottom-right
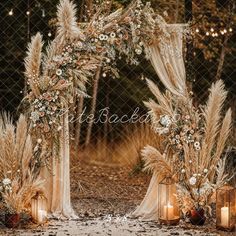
(2, 178), (11, 185)
(110, 32), (116, 38)
(56, 69), (62, 76)
(37, 138), (42, 144)
(189, 177), (197, 185)
(159, 115), (171, 127)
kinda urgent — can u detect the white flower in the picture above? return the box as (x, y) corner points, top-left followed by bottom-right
(31, 111), (40, 122)
(135, 49), (142, 55)
(203, 169), (208, 173)
(37, 138), (42, 144)
(160, 115), (172, 127)
(194, 141), (200, 149)
(99, 34), (105, 41)
(56, 69), (62, 76)
(189, 176), (197, 185)
(2, 178), (11, 186)
(110, 32), (116, 38)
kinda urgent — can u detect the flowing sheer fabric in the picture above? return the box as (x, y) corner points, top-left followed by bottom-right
(132, 24), (187, 220)
(146, 24), (187, 97)
(41, 112), (77, 218)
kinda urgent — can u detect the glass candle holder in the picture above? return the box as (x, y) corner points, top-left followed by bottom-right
(216, 185), (235, 231)
(158, 176), (180, 225)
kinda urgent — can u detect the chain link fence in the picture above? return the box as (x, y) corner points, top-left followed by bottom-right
(1, 0), (235, 164)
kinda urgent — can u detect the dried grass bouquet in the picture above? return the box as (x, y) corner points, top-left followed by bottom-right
(142, 79), (233, 215)
(0, 113), (44, 214)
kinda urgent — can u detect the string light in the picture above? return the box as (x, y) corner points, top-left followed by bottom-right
(229, 28), (232, 32)
(206, 32), (209, 36)
(195, 28), (199, 33)
(48, 32), (52, 37)
(8, 9), (13, 16)
(41, 9), (45, 18)
(210, 28), (214, 32)
(223, 29), (227, 33)
(26, 11), (30, 15)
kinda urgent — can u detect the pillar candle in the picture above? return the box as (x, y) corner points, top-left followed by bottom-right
(221, 207), (229, 227)
(163, 203), (174, 220)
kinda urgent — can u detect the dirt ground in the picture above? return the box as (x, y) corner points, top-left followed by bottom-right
(70, 159), (150, 217)
(0, 160), (235, 235)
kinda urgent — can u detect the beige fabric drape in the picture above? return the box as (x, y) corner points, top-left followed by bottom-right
(132, 24), (187, 220)
(146, 24), (187, 97)
(41, 111), (76, 218)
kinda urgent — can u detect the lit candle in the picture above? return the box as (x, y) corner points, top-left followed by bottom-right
(38, 210), (47, 223)
(221, 207), (229, 227)
(163, 203), (174, 220)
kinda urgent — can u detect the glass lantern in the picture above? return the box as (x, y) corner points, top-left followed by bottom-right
(31, 192), (48, 224)
(216, 185), (236, 231)
(158, 176), (180, 225)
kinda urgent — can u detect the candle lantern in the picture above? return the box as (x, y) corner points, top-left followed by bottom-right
(158, 176), (180, 225)
(31, 192), (48, 224)
(216, 185), (235, 231)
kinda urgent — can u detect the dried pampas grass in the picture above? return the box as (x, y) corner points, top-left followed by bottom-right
(142, 145), (173, 178)
(200, 80), (228, 168)
(0, 113), (44, 213)
(56, 0), (85, 42)
(24, 33), (43, 96)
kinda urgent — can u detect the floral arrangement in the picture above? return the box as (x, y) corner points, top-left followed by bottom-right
(0, 114), (44, 214)
(23, 0), (179, 159)
(142, 79), (233, 215)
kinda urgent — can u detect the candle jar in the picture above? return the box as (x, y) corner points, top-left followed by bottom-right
(158, 176), (180, 225)
(31, 192), (48, 224)
(216, 185), (235, 231)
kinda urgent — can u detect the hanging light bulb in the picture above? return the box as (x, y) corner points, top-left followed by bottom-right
(195, 28), (199, 33)
(206, 32), (209, 36)
(26, 10), (30, 15)
(220, 30), (224, 35)
(212, 33), (215, 37)
(8, 9), (13, 16)
(41, 9), (45, 18)
(210, 28), (214, 32)
(223, 29), (227, 33)
(215, 33), (218, 37)
(229, 28), (232, 32)
(48, 32), (52, 37)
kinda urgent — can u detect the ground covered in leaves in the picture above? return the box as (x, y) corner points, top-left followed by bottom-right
(0, 160), (235, 235)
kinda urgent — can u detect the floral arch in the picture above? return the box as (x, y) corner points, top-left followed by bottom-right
(24, 0), (188, 218)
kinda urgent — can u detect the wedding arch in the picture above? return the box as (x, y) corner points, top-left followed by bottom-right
(24, 0), (188, 218)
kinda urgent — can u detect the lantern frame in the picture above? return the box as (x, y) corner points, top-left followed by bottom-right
(216, 185), (236, 231)
(31, 192), (48, 224)
(158, 176), (180, 225)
